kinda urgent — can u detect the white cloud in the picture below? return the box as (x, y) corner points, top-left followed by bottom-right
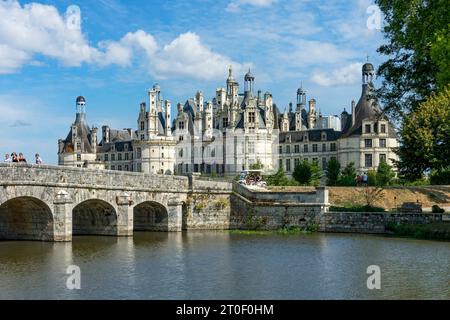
(227, 0), (277, 12)
(0, 1), (243, 80)
(310, 62), (362, 86)
(151, 32), (246, 80)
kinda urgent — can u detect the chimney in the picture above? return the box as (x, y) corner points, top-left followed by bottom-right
(102, 125), (110, 143)
(351, 100), (356, 125)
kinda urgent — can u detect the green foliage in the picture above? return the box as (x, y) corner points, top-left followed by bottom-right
(367, 170), (378, 186)
(244, 215), (268, 230)
(293, 160), (322, 186)
(266, 167), (292, 186)
(249, 159), (264, 170)
(338, 162), (357, 186)
(326, 158), (341, 186)
(375, 0), (450, 117)
(214, 198), (229, 210)
(431, 26), (450, 90)
(330, 205), (385, 213)
(430, 168), (450, 185)
(376, 161), (396, 186)
(396, 87), (450, 181)
(194, 203), (205, 211)
(432, 205), (445, 214)
(386, 223), (450, 241)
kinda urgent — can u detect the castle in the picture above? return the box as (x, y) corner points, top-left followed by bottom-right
(59, 62), (398, 176)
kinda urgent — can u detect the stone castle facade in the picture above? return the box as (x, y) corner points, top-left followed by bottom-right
(59, 85), (176, 174)
(59, 62), (398, 176)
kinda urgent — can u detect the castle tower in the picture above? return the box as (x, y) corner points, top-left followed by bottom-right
(75, 96), (86, 123)
(165, 100), (172, 137)
(195, 91), (204, 114)
(307, 99), (317, 129)
(362, 61), (375, 85)
(148, 84), (161, 136)
(244, 69), (255, 96)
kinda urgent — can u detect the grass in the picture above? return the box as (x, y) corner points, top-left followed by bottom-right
(386, 222), (450, 241)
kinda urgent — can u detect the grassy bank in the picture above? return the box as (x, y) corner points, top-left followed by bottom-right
(386, 223), (450, 241)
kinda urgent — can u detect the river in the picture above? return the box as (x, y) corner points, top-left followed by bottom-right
(1, 232), (449, 300)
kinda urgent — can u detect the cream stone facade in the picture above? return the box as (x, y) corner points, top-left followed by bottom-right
(59, 86), (176, 174)
(59, 63), (398, 177)
(279, 62), (399, 175)
(173, 67), (279, 176)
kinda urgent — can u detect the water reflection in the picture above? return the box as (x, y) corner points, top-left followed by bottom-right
(0, 233), (449, 300)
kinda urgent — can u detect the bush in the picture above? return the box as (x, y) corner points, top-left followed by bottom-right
(326, 158), (341, 186)
(330, 205), (385, 212)
(293, 160), (322, 186)
(338, 162), (357, 186)
(432, 205), (445, 213)
(266, 168), (292, 186)
(430, 168), (450, 185)
(376, 161), (395, 186)
(367, 170), (378, 186)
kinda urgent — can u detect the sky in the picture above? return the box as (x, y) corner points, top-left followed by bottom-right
(0, 0), (386, 164)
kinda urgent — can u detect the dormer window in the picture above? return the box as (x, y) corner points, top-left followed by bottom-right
(249, 112), (256, 123)
(380, 124), (386, 134)
(365, 124), (371, 134)
(322, 132), (327, 141)
(140, 121), (145, 131)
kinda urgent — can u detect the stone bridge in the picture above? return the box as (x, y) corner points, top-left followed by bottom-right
(0, 164), (232, 242)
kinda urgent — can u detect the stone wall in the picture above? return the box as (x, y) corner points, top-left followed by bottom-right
(182, 176), (233, 230)
(230, 183), (446, 234)
(0, 163), (189, 192)
(230, 183), (328, 230)
(320, 212), (444, 234)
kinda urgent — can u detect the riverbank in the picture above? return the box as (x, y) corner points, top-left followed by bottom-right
(386, 222), (450, 241)
(230, 222), (450, 242)
(268, 185), (450, 211)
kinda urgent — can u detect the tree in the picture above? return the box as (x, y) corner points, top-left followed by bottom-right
(338, 162), (357, 186)
(293, 160), (322, 186)
(376, 160), (396, 186)
(326, 158), (341, 186)
(375, 0), (450, 118)
(395, 86), (450, 180)
(266, 167), (291, 186)
(358, 187), (385, 209)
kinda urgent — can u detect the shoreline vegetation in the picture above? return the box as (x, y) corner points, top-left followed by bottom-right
(229, 223), (450, 242)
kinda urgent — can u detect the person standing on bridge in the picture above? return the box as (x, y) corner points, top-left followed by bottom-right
(35, 154), (43, 165)
(18, 153), (27, 163)
(4, 154), (12, 163)
(11, 153), (18, 163)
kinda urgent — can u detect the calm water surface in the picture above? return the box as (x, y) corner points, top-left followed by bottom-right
(1, 232), (449, 300)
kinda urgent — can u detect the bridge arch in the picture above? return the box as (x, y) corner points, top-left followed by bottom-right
(72, 199), (118, 236)
(133, 201), (169, 232)
(0, 197), (54, 241)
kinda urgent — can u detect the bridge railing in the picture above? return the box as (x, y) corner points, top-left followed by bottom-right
(0, 163), (190, 192)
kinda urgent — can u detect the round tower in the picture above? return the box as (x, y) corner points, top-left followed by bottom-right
(244, 69), (255, 94)
(76, 96), (86, 123)
(362, 62), (375, 85)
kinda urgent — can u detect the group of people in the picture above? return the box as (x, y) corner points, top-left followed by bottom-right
(4, 153), (43, 165)
(356, 173), (369, 187)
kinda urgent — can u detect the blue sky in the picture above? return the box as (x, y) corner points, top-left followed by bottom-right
(0, 0), (385, 164)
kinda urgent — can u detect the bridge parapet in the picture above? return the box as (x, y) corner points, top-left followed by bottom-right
(0, 163), (189, 192)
